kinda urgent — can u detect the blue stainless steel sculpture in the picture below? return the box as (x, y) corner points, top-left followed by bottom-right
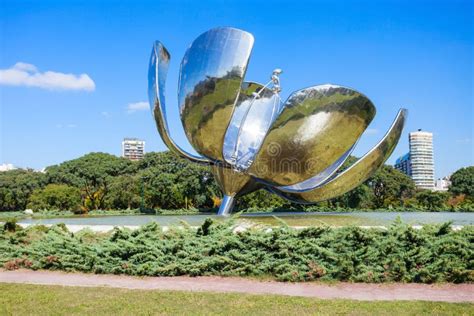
(148, 27), (407, 216)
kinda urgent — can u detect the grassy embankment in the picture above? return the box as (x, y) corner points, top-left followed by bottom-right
(0, 283), (472, 315)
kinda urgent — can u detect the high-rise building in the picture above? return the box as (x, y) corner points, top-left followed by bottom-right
(394, 129), (435, 190)
(409, 129), (434, 190)
(394, 153), (411, 176)
(122, 138), (145, 161)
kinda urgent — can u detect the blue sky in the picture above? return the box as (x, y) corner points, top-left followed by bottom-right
(1, 0), (472, 178)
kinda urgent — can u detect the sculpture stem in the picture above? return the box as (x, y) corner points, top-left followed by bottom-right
(218, 195), (235, 216)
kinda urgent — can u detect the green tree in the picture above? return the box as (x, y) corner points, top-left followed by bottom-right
(137, 152), (217, 209)
(238, 189), (290, 209)
(27, 184), (81, 212)
(0, 169), (46, 211)
(449, 166), (474, 197)
(330, 184), (375, 209)
(46, 153), (135, 211)
(366, 165), (416, 208)
(415, 190), (449, 210)
(104, 175), (141, 210)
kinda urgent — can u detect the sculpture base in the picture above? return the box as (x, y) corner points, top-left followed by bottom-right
(217, 195), (235, 216)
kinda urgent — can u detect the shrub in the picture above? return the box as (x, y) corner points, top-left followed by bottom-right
(0, 221), (472, 283)
(3, 258), (33, 270)
(3, 219), (21, 232)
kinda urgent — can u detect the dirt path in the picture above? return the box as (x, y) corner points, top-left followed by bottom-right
(0, 269), (472, 302)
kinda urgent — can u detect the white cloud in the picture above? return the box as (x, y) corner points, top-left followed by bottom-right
(13, 62), (38, 72)
(0, 62), (95, 91)
(127, 101), (149, 113)
(101, 111), (110, 117)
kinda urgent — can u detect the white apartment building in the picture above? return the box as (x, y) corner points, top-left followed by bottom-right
(0, 163), (16, 172)
(434, 176), (451, 192)
(409, 129), (435, 190)
(122, 138), (145, 161)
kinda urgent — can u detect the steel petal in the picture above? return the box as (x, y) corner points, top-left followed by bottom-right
(249, 84), (376, 186)
(223, 81), (281, 170)
(178, 27), (254, 161)
(148, 41), (210, 164)
(211, 163), (262, 197)
(269, 109), (407, 203)
(276, 143), (356, 192)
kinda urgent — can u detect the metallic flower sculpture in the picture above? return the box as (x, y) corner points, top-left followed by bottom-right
(148, 27), (407, 216)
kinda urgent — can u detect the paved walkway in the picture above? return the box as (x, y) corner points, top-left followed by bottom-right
(1, 270), (472, 302)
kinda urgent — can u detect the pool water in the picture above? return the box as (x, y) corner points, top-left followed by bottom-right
(17, 212), (474, 227)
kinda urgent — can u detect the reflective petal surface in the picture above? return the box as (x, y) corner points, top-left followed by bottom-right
(223, 82), (280, 170)
(178, 27), (254, 161)
(211, 163), (262, 197)
(148, 41), (209, 163)
(249, 84), (376, 186)
(270, 109), (407, 203)
(276, 143), (356, 192)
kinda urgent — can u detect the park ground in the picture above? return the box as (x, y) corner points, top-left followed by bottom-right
(1, 270), (473, 315)
(1, 283), (473, 316)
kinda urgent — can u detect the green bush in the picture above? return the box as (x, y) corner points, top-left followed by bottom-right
(27, 184), (81, 213)
(3, 219), (22, 232)
(0, 220), (472, 283)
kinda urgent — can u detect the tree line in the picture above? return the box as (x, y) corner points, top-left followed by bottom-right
(0, 151), (472, 213)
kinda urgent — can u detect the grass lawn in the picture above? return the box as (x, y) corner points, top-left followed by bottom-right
(0, 283), (471, 315)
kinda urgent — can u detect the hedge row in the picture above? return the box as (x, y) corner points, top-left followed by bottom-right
(1, 219), (472, 283)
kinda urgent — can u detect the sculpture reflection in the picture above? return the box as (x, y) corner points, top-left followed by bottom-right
(148, 27), (407, 216)
(178, 28), (254, 162)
